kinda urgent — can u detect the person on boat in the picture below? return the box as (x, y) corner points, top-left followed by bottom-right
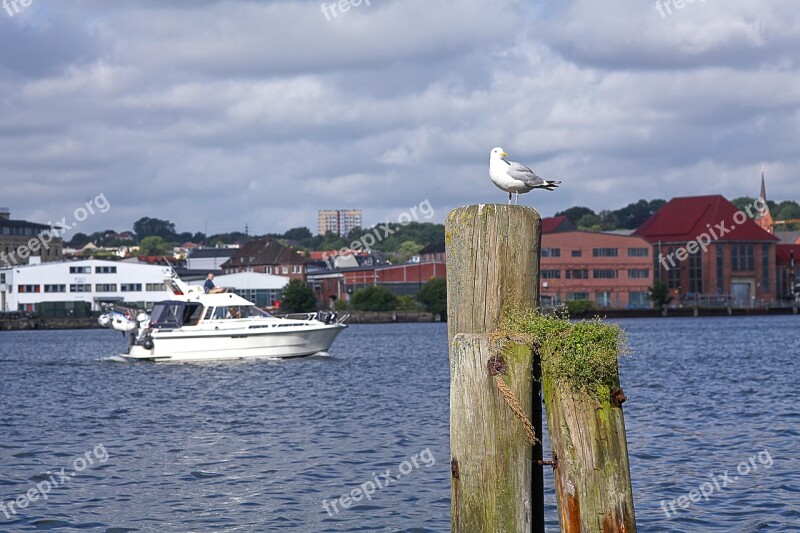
(204, 273), (225, 294)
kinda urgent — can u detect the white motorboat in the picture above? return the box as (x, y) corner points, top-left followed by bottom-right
(98, 272), (348, 362)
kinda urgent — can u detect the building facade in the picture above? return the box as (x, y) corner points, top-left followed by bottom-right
(539, 227), (653, 308)
(0, 209), (63, 268)
(317, 209), (362, 236)
(635, 195), (779, 307)
(307, 261), (446, 306)
(0, 259), (170, 313)
(213, 272), (290, 309)
(221, 237), (307, 280)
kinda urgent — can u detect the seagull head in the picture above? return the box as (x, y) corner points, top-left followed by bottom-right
(490, 147), (508, 160)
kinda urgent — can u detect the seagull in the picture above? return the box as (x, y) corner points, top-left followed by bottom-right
(489, 147), (561, 205)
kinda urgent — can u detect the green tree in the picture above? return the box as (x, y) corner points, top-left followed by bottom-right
(417, 277), (447, 315)
(280, 279), (317, 313)
(555, 206), (596, 223)
(350, 285), (398, 311)
(138, 236), (170, 256)
(283, 227), (313, 241)
(133, 217), (176, 241)
(396, 240), (422, 262)
(648, 280), (673, 311)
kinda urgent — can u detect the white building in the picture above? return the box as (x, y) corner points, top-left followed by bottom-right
(213, 272), (290, 308)
(186, 248), (236, 272)
(0, 259), (170, 313)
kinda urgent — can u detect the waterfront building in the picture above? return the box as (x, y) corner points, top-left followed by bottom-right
(317, 209), (362, 236)
(0, 259), (169, 313)
(776, 244), (800, 302)
(538, 220), (653, 308)
(306, 260), (446, 306)
(0, 208), (63, 267)
(634, 195), (779, 307)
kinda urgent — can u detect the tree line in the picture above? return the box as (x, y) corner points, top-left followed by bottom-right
(67, 196), (800, 256)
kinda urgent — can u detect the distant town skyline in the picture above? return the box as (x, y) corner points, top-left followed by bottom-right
(1, 1), (799, 238)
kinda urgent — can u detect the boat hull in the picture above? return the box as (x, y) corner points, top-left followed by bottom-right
(123, 324), (346, 362)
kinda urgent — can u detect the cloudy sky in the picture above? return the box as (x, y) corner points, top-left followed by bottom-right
(1, 0), (799, 238)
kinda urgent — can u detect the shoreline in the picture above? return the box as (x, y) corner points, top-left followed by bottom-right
(1, 307), (797, 331)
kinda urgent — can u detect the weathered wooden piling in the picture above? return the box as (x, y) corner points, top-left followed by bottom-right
(447, 203), (637, 533)
(446, 204), (544, 532)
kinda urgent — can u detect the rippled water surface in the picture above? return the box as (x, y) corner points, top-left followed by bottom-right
(1, 317), (798, 532)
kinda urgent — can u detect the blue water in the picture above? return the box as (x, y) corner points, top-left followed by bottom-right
(0, 317), (798, 532)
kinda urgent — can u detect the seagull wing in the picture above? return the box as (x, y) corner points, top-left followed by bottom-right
(506, 161), (546, 187)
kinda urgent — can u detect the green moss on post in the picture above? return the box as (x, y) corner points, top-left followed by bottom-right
(499, 309), (637, 532)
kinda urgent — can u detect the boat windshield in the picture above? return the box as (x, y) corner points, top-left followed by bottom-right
(150, 301), (204, 328)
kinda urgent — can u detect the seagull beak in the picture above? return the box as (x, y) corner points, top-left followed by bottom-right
(500, 152), (508, 157)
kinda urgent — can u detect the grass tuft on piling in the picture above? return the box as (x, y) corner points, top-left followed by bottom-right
(498, 306), (627, 401)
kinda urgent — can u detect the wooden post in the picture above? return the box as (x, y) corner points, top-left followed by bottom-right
(446, 204), (543, 532)
(543, 363), (637, 531)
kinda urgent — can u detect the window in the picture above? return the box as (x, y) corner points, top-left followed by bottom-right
(628, 248), (649, 257)
(70, 284), (92, 292)
(666, 247), (681, 289)
(566, 292), (589, 301)
(95, 284), (117, 292)
(282, 266), (289, 274)
(95, 266), (117, 274)
(571, 250), (582, 257)
(17, 285), (40, 293)
(146, 283), (165, 292)
(541, 248), (561, 258)
(44, 284), (66, 293)
(688, 249), (702, 293)
(265, 267), (272, 274)
(762, 246), (770, 292)
(292, 265), (303, 274)
(731, 244), (754, 271)
(716, 246), (724, 295)
(595, 291), (612, 307)
(593, 269), (617, 279)
(541, 269), (561, 279)
(628, 269), (650, 279)
(565, 269), (589, 279)
(0, 273), (5, 284)
(628, 291), (649, 308)
(121, 283), (142, 292)
(69, 266), (91, 274)
(592, 248), (618, 257)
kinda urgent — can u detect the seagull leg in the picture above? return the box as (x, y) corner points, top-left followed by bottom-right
(508, 192), (512, 205)
(515, 192), (519, 205)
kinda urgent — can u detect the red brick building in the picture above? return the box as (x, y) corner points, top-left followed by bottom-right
(776, 244), (800, 302)
(221, 237), (307, 280)
(634, 195), (779, 307)
(539, 222), (653, 308)
(307, 261), (446, 306)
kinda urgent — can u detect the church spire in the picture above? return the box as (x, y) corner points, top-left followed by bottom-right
(755, 166), (774, 234)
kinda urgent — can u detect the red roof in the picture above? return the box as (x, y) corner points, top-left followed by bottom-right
(542, 216), (575, 234)
(776, 244), (800, 265)
(634, 195), (779, 243)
